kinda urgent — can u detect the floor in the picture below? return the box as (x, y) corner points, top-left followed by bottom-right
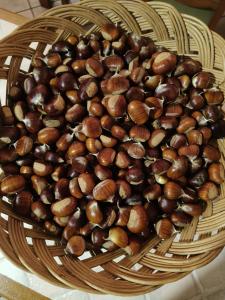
(0, 1), (225, 300)
(0, 0), (79, 19)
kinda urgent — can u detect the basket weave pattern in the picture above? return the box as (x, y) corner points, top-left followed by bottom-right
(0, 0), (225, 295)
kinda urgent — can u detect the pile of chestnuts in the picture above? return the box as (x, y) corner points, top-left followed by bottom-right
(0, 23), (225, 257)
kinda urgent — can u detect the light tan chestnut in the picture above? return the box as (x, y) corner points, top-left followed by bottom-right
(93, 179), (117, 201)
(51, 197), (77, 217)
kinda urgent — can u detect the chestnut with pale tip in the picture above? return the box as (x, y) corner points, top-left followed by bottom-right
(101, 23), (120, 41)
(198, 181), (219, 201)
(86, 200), (103, 224)
(78, 173), (95, 195)
(108, 227), (128, 248)
(148, 129), (166, 148)
(127, 205), (149, 234)
(51, 197), (77, 217)
(155, 218), (175, 239)
(152, 52), (177, 75)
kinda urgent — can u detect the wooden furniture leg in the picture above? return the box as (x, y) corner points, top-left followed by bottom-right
(39, 0), (52, 9)
(209, 0), (225, 30)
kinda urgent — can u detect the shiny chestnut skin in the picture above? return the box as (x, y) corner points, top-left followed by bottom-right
(2, 26), (225, 258)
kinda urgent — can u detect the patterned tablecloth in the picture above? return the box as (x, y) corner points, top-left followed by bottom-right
(0, 18), (225, 300)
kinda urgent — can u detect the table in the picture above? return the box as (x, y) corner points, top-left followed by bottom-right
(1, 10), (225, 300)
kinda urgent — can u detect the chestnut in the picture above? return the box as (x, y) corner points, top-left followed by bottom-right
(86, 57), (104, 77)
(189, 169), (208, 187)
(108, 227), (128, 248)
(127, 142), (145, 159)
(155, 83), (179, 102)
(126, 86), (145, 102)
(78, 173), (95, 195)
(115, 151), (130, 169)
(38, 128), (60, 145)
(103, 95), (126, 118)
(180, 203), (203, 217)
(126, 167), (144, 185)
(143, 183), (162, 201)
(1, 175), (25, 195)
(66, 235), (85, 256)
(58, 72), (77, 92)
(93, 179), (117, 201)
(211, 120), (225, 139)
(155, 218), (175, 239)
(158, 196), (177, 214)
(24, 111), (43, 134)
(91, 228), (108, 247)
(164, 181), (182, 200)
(204, 88), (224, 105)
(86, 200), (103, 224)
(148, 129), (166, 148)
(208, 163), (225, 184)
(202, 145), (221, 162)
(152, 52), (177, 74)
(170, 211), (192, 227)
(192, 71), (214, 89)
(82, 117), (102, 138)
(14, 191), (33, 216)
(97, 148), (116, 166)
(174, 58), (202, 76)
(127, 205), (148, 234)
(129, 126), (150, 142)
(101, 23), (120, 41)
(198, 181), (219, 201)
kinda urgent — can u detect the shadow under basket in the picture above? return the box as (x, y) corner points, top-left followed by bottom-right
(0, 0), (225, 296)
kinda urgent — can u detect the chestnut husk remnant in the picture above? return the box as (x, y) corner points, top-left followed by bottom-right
(3, 23), (224, 258)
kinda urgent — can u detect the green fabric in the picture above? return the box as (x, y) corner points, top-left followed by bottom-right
(154, 0), (214, 24)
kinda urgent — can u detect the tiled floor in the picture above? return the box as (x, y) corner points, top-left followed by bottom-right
(0, 0), (79, 19)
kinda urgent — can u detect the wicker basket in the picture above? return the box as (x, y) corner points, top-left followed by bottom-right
(0, 0), (225, 296)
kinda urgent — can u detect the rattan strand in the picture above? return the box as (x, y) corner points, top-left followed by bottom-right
(0, 0), (225, 295)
